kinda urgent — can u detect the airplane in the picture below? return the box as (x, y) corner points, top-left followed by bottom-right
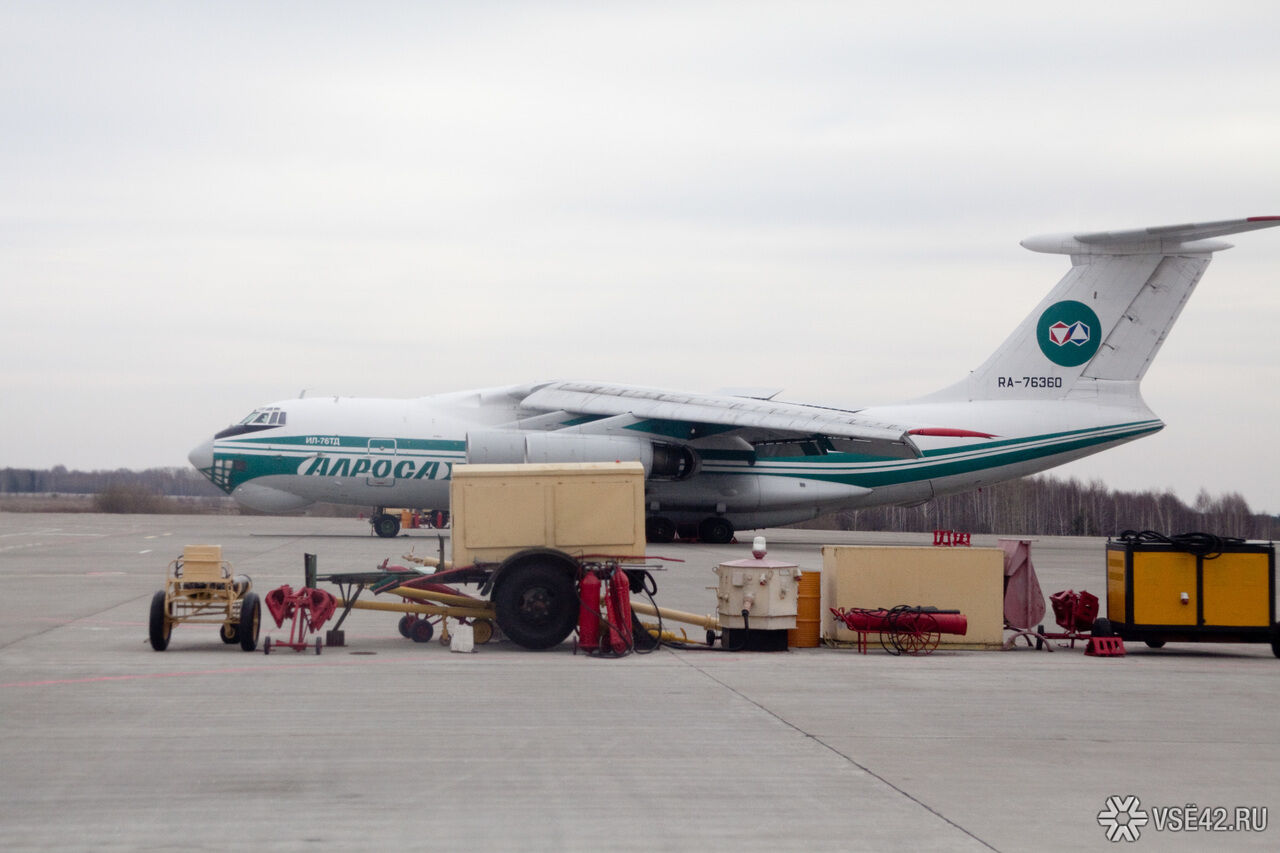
(189, 216), (1280, 543)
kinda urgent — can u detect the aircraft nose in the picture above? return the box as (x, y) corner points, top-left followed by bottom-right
(188, 439), (214, 470)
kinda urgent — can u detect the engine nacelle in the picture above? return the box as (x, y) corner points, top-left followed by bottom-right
(466, 431), (697, 480)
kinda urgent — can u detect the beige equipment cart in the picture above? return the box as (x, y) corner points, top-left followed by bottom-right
(149, 545), (262, 651)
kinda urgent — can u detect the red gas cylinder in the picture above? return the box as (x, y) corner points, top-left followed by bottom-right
(605, 566), (633, 654)
(577, 571), (601, 652)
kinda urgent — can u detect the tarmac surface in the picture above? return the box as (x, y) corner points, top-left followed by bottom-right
(1, 513), (1276, 852)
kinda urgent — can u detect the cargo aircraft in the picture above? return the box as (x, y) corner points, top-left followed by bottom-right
(190, 217), (1279, 542)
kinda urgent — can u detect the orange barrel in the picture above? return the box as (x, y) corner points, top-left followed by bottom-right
(788, 570), (822, 648)
(400, 509), (412, 529)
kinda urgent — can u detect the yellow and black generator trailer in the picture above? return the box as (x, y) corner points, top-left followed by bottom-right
(1101, 532), (1277, 656)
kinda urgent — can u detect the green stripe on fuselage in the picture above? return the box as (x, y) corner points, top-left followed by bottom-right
(707, 421), (1162, 489)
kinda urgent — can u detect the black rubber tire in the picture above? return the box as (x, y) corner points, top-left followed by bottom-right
(398, 614), (416, 638)
(698, 516), (735, 544)
(646, 516), (677, 544)
(220, 621), (240, 644)
(1091, 616), (1113, 638)
(410, 618), (435, 643)
(1145, 639), (1166, 649)
(373, 514), (401, 538)
(1272, 634), (1280, 659)
(493, 561), (579, 650)
(263, 636), (272, 655)
(148, 590), (171, 651)
(239, 593), (261, 652)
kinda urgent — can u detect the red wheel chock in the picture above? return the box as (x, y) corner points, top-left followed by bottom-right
(1085, 636), (1126, 657)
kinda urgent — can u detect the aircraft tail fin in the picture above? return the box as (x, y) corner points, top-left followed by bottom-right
(922, 216), (1280, 404)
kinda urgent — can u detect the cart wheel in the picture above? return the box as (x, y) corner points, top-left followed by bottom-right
(410, 619), (434, 643)
(1144, 639), (1166, 649)
(1091, 616), (1113, 638)
(398, 614), (416, 638)
(263, 636), (272, 655)
(905, 612), (941, 655)
(220, 622), (240, 644)
(493, 560), (578, 650)
(148, 590), (171, 651)
(472, 619), (495, 645)
(1272, 634), (1280, 659)
(239, 592), (262, 652)
(315, 636), (323, 655)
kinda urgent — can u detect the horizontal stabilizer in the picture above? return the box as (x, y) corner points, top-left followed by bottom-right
(1022, 216), (1280, 256)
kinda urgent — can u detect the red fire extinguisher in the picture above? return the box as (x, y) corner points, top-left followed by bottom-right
(577, 570), (601, 653)
(604, 566), (633, 655)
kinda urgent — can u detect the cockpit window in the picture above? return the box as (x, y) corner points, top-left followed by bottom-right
(216, 407), (287, 439)
(239, 407), (286, 426)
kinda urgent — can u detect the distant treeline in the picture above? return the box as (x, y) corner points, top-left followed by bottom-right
(1, 466), (223, 498)
(1, 465), (1275, 538)
(803, 475), (1278, 540)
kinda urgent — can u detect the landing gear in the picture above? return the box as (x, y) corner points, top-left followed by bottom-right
(645, 516), (676, 544)
(698, 516), (735, 544)
(372, 512), (401, 538)
(647, 515), (735, 543)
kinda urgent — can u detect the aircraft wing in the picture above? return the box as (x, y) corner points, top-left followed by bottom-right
(520, 381), (919, 454)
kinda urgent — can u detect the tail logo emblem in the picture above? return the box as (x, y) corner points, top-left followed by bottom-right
(1048, 320), (1090, 346)
(1037, 300), (1101, 366)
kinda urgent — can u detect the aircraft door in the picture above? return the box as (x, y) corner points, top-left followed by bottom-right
(367, 438), (397, 486)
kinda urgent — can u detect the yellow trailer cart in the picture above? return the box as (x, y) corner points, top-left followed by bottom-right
(149, 545), (262, 651)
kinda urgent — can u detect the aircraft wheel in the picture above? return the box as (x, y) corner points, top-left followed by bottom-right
(698, 516), (735, 544)
(645, 516), (676, 544)
(398, 614), (416, 638)
(410, 618), (435, 643)
(239, 593), (262, 652)
(148, 590), (171, 651)
(373, 514), (401, 538)
(220, 621), (240, 644)
(494, 561), (578, 650)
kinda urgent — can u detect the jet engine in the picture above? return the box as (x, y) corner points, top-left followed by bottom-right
(466, 431), (697, 480)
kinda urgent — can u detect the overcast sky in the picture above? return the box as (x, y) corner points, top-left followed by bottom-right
(4, 1), (1279, 513)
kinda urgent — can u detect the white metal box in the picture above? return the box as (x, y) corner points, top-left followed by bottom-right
(716, 557), (800, 630)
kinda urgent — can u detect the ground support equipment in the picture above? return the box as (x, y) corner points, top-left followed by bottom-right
(263, 585), (337, 654)
(306, 551), (672, 652)
(148, 545), (260, 652)
(830, 606), (968, 655)
(1102, 532), (1278, 656)
(1025, 589), (1100, 651)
